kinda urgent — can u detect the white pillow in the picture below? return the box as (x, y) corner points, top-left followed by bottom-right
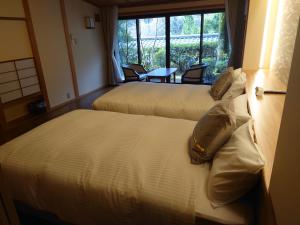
(207, 120), (265, 207)
(233, 68), (242, 80)
(222, 72), (246, 100)
(233, 68), (246, 82)
(232, 94), (251, 128)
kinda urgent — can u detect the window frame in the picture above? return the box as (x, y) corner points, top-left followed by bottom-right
(118, 8), (226, 68)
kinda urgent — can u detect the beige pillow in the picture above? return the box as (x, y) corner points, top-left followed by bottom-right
(207, 120), (265, 207)
(233, 68), (243, 80)
(189, 101), (236, 164)
(223, 71), (246, 100)
(210, 67), (234, 100)
(232, 94), (251, 128)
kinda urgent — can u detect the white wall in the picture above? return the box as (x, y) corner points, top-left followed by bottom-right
(28, 0), (75, 108)
(269, 22), (300, 225)
(270, 0), (300, 84)
(64, 0), (107, 96)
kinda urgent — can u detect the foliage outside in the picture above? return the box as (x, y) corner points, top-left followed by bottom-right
(118, 13), (229, 83)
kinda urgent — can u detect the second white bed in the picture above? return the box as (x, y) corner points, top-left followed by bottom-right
(93, 82), (217, 121)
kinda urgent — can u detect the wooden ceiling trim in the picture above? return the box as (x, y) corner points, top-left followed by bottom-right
(83, 0), (223, 8)
(119, 4), (225, 17)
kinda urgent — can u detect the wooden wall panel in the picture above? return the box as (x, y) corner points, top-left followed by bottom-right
(0, 0), (25, 18)
(0, 20), (33, 62)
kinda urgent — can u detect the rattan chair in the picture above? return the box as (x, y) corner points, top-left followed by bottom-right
(127, 64), (148, 74)
(122, 67), (147, 82)
(181, 63), (209, 84)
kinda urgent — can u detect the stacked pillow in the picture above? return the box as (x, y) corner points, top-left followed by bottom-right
(189, 95), (265, 207)
(233, 94), (251, 128)
(207, 120), (265, 207)
(222, 68), (247, 100)
(210, 67), (234, 100)
(210, 67), (246, 100)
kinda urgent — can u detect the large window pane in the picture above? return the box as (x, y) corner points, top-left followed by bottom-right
(118, 20), (138, 65)
(202, 12), (229, 83)
(170, 15), (201, 76)
(139, 17), (166, 70)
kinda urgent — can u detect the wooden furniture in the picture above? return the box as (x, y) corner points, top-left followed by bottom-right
(0, 58), (41, 104)
(0, 57), (44, 125)
(245, 70), (286, 225)
(146, 68), (177, 83)
(122, 67), (147, 82)
(181, 63), (209, 84)
(245, 69), (286, 190)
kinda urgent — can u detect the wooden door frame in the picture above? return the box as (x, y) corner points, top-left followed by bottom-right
(60, 0), (80, 98)
(22, 0), (50, 111)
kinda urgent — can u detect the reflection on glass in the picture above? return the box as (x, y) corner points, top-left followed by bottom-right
(202, 12), (229, 83)
(139, 17), (166, 70)
(170, 15), (201, 77)
(118, 20), (138, 65)
(117, 12), (230, 84)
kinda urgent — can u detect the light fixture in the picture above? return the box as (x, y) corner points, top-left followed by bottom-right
(85, 16), (95, 29)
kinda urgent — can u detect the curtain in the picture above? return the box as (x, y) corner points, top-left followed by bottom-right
(225, 0), (249, 68)
(101, 6), (124, 85)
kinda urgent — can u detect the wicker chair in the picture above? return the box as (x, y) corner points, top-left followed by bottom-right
(181, 63), (209, 84)
(122, 67), (147, 82)
(127, 64), (148, 74)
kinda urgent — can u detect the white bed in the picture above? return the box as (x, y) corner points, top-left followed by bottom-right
(0, 110), (253, 225)
(93, 82), (217, 121)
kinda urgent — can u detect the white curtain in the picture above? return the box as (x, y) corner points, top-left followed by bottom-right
(101, 6), (124, 85)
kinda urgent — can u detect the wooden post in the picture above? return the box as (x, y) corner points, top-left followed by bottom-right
(0, 98), (6, 134)
(22, 0), (51, 111)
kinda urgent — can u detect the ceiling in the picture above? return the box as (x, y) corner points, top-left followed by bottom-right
(85, 0), (204, 7)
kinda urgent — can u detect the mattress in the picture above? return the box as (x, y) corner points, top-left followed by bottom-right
(0, 110), (253, 225)
(93, 82), (217, 121)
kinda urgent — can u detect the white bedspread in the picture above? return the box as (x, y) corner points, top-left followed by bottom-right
(0, 110), (202, 225)
(0, 110), (253, 225)
(93, 82), (217, 121)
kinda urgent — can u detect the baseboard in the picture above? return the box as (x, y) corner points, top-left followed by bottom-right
(49, 98), (77, 112)
(49, 85), (111, 112)
(77, 85), (109, 100)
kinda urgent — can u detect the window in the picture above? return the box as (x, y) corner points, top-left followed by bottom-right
(118, 19), (138, 65)
(118, 10), (229, 83)
(170, 14), (201, 76)
(139, 17), (166, 70)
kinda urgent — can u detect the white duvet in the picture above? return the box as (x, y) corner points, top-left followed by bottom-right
(0, 110), (253, 225)
(0, 110), (203, 225)
(93, 82), (217, 120)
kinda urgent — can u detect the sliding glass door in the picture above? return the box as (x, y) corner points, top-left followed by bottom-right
(118, 10), (229, 83)
(118, 19), (138, 65)
(170, 15), (201, 76)
(202, 12), (229, 82)
(139, 17), (166, 70)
